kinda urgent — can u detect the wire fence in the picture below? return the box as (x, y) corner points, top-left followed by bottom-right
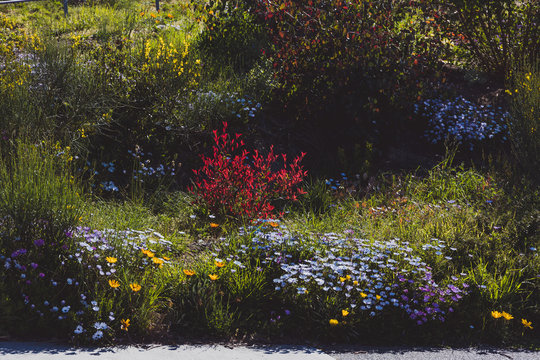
(0, 0), (161, 16)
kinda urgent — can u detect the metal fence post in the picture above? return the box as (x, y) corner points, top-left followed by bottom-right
(63, 0), (68, 16)
(155, 0), (159, 12)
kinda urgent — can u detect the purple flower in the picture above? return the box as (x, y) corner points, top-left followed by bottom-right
(34, 239), (45, 247)
(284, 309), (291, 315)
(31, 263), (38, 269)
(11, 248), (27, 258)
(39, 273), (45, 278)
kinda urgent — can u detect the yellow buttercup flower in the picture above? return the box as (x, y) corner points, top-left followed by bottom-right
(491, 311), (502, 319)
(108, 279), (120, 288)
(353, 280), (359, 286)
(339, 277), (347, 283)
(360, 292), (367, 298)
(183, 269), (195, 276)
(342, 310), (349, 317)
(209, 274), (218, 281)
(501, 311), (513, 320)
(521, 319), (533, 330)
(106, 256), (117, 263)
(329, 319), (339, 326)
(376, 295), (381, 300)
(130, 283), (142, 292)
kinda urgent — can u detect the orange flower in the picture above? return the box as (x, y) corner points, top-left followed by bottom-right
(501, 311), (514, 320)
(121, 319), (130, 331)
(209, 274), (218, 281)
(163, 256), (170, 261)
(183, 269), (195, 276)
(209, 223), (219, 228)
(167, 13), (173, 18)
(150, 13), (156, 18)
(522, 319), (533, 330)
(152, 257), (164, 265)
(106, 256), (117, 263)
(215, 261), (225, 268)
(130, 283), (142, 292)
(141, 249), (155, 258)
(491, 311), (502, 319)
(108, 279), (120, 288)
(268, 222), (279, 227)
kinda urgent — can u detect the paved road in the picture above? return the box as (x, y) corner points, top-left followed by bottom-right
(0, 342), (539, 359)
(328, 346), (540, 360)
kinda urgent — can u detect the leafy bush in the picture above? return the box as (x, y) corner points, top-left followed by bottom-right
(255, 0), (447, 118)
(190, 122), (307, 220)
(437, 0), (539, 78)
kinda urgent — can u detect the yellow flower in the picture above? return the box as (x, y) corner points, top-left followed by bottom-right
(163, 256), (170, 261)
(183, 269), (195, 276)
(329, 319), (339, 326)
(339, 277), (347, 283)
(521, 319), (533, 330)
(360, 292), (367, 298)
(108, 279), (120, 288)
(342, 310), (349, 317)
(106, 256), (117, 263)
(152, 257), (164, 265)
(353, 280), (359, 286)
(150, 13), (156, 18)
(501, 311), (514, 320)
(130, 283), (142, 292)
(121, 318), (130, 331)
(346, 275), (351, 280)
(215, 261), (225, 268)
(491, 311), (502, 319)
(167, 13), (173, 18)
(376, 295), (381, 300)
(209, 223), (219, 228)
(209, 274), (218, 281)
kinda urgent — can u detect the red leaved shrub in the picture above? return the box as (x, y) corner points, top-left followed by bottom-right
(190, 123), (307, 220)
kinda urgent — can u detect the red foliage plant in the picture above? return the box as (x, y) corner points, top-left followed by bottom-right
(190, 123), (307, 220)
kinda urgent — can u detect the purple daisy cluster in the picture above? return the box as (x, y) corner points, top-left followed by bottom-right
(225, 226), (469, 326)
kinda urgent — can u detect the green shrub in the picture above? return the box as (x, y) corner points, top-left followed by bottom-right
(195, 0), (266, 74)
(506, 60), (539, 183)
(0, 140), (83, 336)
